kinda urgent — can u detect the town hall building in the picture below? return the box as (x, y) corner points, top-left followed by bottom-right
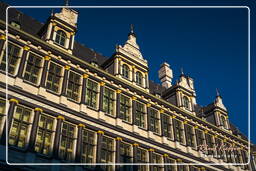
(0, 2), (255, 171)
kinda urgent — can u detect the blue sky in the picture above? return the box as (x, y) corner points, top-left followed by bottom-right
(3, 0), (255, 144)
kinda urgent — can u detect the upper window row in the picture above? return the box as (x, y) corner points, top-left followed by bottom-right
(121, 64), (143, 86)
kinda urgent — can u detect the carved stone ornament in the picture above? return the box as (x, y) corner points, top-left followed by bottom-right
(54, 8), (78, 27)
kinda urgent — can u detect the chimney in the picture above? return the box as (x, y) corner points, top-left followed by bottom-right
(158, 62), (173, 89)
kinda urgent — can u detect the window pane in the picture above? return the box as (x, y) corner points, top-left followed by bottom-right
(24, 53), (42, 84)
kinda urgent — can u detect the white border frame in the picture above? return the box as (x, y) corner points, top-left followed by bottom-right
(4, 5), (250, 167)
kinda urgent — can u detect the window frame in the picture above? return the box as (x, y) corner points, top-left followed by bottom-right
(137, 147), (148, 171)
(23, 51), (43, 85)
(81, 128), (96, 164)
(55, 30), (67, 47)
(152, 152), (163, 171)
(162, 114), (172, 139)
(173, 119), (184, 144)
(0, 98), (7, 137)
(135, 71), (143, 86)
(46, 61), (63, 94)
(148, 108), (160, 134)
(9, 105), (33, 149)
(86, 79), (99, 109)
(120, 94), (131, 123)
(121, 64), (130, 79)
(135, 101), (146, 128)
(185, 124), (195, 148)
(66, 70), (82, 102)
(59, 121), (77, 161)
(103, 86), (116, 116)
(183, 96), (190, 110)
(34, 113), (56, 156)
(119, 141), (133, 167)
(0, 41), (22, 75)
(99, 135), (115, 171)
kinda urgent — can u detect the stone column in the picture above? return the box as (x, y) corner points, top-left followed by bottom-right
(132, 97), (137, 124)
(96, 130), (104, 163)
(0, 34), (6, 52)
(46, 22), (53, 40)
(148, 148), (154, 171)
(116, 90), (121, 118)
(163, 154), (169, 171)
(75, 123), (85, 162)
(115, 137), (122, 170)
(53, 115), (64, 159)
(28, 107), (42, 151)
(7, 98), (19, 133)
(81, 74), (89, 104)
(147, 104), (151, 131)
(132, 143), (139, 171)
(40, 56), (51, 87)
(99, 82), (105, 112)
(61, 65), (70, 96)
(17, 46), (30, 78)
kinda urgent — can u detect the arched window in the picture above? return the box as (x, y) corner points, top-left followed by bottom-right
(135, 71), (143, 86)
(183, 96), (190, 110)
(55, 30), (66, 46)
(122, 64), (129, 79)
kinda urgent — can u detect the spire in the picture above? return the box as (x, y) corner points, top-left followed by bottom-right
(128, 24), (136, 37)
(180, 67), (184, 76)
(216, 88), (220, 97)
(65, 0), (69, 6)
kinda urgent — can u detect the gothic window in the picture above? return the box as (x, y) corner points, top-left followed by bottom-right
(135, 102), (146, 128)
(121, 64), (129, 79)
(137, 147), (147, 171)
(173, 119), (184, 143)
(100, 136), (114, 171)
(120, 142), (132, 170)
(0, 42), (21, 75)
(162, 114), (172, 138)
(81, 129), (95, 164)
(103, 87), (115, 115)
(67, 71), (81, 101)
(185, 124), (195, 147)
(35, 114), (54, 155)
(59, 122), (76, 161)
(24, 53), (42, 84)
(86, 79), (98, 109)
(46, 62), (62, 93)
(55, 30), (66, 46)
(135, 71), (143, 86)
(152, 153), (163, 170)
(120, 94), (131, 122)
(149, 108), (160, 134)
(9, 105), (32, 148)
(183, 96), (190, 110)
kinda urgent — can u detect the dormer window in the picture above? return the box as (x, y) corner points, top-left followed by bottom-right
(121, 64), (129, 79)
(55, 30), (66, 46)
(135, 71), (142, 86)
(183, 96), (190, 110)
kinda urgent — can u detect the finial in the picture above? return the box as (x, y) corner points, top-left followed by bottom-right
(65, 0), (69, 6)
(216, 88), (220, 97)
(180, 67), (184, 75)
(130, 24), (134, 33)
(51, 9), (54, 16)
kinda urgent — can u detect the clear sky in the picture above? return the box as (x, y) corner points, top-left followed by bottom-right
(3, 0), (255, 144)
